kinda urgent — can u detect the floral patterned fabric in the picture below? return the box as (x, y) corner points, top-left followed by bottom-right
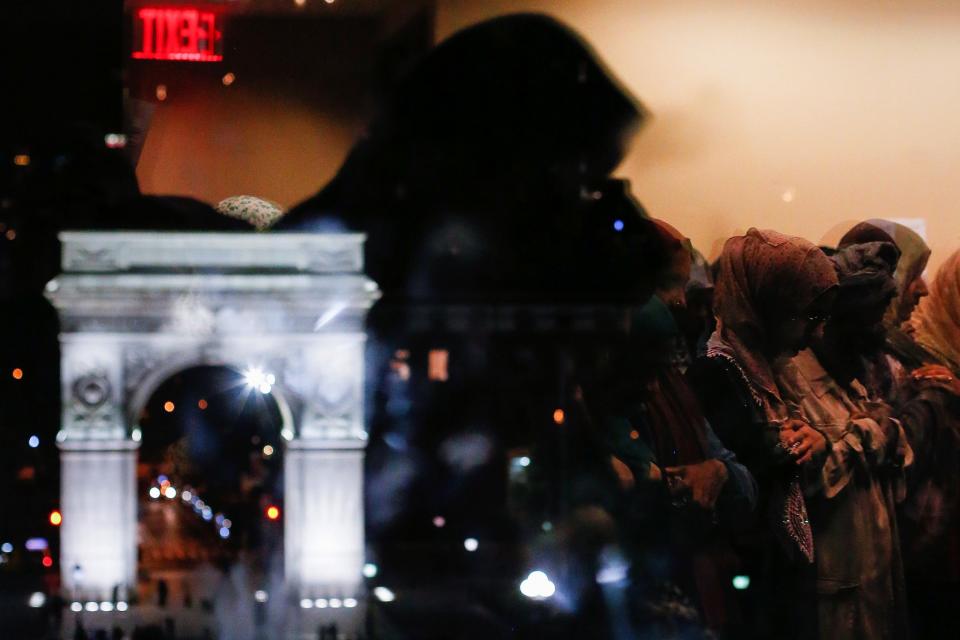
(215, 195), (285, 231)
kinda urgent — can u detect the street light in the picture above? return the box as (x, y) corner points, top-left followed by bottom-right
(520, 571), (556, 600)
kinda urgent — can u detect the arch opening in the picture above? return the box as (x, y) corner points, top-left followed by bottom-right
(135, 365), (286, 636)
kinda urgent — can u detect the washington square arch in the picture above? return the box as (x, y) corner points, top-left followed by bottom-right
(46, 230), (380, 627)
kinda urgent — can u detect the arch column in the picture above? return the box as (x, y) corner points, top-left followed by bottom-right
(56, 334), (138, 600)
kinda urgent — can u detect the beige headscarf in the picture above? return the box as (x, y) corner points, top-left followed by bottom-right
(707, 228), (838, 563)
(910, 249), (960, 371)
(709, 228), (839, 407)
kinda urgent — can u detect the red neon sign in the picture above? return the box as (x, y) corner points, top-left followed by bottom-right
(132, 8), (223, 62)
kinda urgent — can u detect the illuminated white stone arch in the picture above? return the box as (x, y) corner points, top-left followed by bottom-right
(46, 231), (380, 618)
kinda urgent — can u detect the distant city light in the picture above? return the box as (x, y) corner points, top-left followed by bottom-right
(219, 527), (230, 539)
(202, 507), (213, 521)
(266, 505), (280, 520)
(520, 570), (556, 599)
(100, 601), (114, 612)
(294, 0), (307, 6)
(156, 85), (168, 101)
(221, 72), (236, 86)
(104, 133), (127, 149)
(613, 219), (625, 232)
(732, 575), (751, 590)
(542, 521), (553, 532)
(373, 586), (395, 602)
(519, 456), (531, 467)
(25, 538), (48, 551)
(254, 590), (268, 603)
(13, 155), (30, 167)
(163, 401), (175, 413)
(164, 486), (177, 499)
(198, 398), (208, 410)
(299, 598), (314, 609)
(428, 349), (449, 381)
(11, 368), (23, 380)
(329, 598), (343, 608)
(1, 542), (12, 553)
(131, 428), (142, 442)
(149, 487), (161, 499)
(158, 475), (168, 484)
(553, 409), (565, 425)
(116, 602), (129, 612)
(49, 511), (62, 526)
(85, 602), (99, 612)
(70, 602), (82, 612)
(28, 435), (39, 448)
(263, 445), (274, 457)
(344, 598), (358, 608)
(28, 592), (46, 608)
(42, 555), (53, 567)
(362, 562), (378, 578)
(432, 516), (446, 528)
(315, 598), (328, 608)
(595, 550), (630, 585)
(222, 519), (232, 528)
(182, 490), (193, 502)
(464, 538), (479, 552)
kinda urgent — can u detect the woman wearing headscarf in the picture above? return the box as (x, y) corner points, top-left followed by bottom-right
(688, 229), (837, 638)
(910, 248), (960, 372)
(837, 220), (933, 399)
(588, 220), (756, 637)
(896, 249), (960, 639)
(774, 239), (913, 640)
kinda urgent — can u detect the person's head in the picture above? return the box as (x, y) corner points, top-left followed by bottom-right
(629, 294), (682, 369)
(824, 240), (900, 354)
(770, 287), (838, 358)
(909, 248), (960, 370)
(650, 218), (692, 310)
(840, 219), (930, 326)
(714, 228), (839, 358)
(674, 247), (715, 353)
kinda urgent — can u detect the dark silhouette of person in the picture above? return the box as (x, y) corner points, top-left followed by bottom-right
(276, 14), (669, 638)
(73, 618), (89, 640)
(276, 13), (661, 304)
(156, 578), (168, 608)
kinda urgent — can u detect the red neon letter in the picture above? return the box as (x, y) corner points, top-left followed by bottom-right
(181, 10), (199, 55)
(138, 9), (156, 56)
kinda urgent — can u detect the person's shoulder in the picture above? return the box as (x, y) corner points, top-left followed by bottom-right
(689, 353), (738, 385)
(689, 354), (754, 405)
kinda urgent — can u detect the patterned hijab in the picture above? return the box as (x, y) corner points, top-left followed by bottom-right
(707, 228), (837, 564)
(911, 249), (960, 371)
(708, 228), (839, 408)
